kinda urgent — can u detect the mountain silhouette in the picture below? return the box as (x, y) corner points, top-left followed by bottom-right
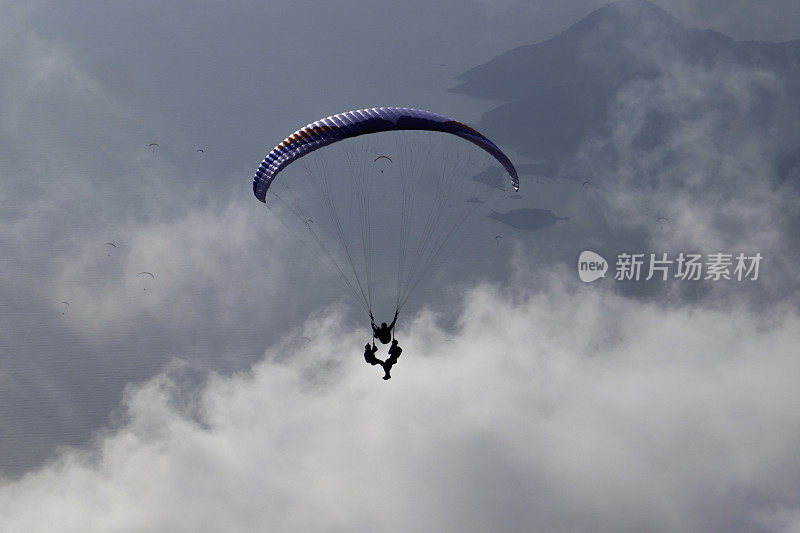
(451, 0), (800, 178)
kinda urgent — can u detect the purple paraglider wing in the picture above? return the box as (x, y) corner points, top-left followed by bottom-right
(252, 107), (518, 202)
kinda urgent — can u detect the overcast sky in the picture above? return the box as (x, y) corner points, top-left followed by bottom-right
(1, 1), (800, 531)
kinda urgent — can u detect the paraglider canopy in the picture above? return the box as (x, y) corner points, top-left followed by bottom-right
(253, 107), (518, 202)
(252, 106), (519, 318)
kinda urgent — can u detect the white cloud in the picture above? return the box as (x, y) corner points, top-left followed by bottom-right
(54, 198), (291, 332)
(2, 276), (799, 532)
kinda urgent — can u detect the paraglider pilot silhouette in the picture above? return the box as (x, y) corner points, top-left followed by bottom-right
(382, 339), (402, 380)
(363, 338), (403, 380)
(364, 342), (381, 366)
(370, 309), (398, 345)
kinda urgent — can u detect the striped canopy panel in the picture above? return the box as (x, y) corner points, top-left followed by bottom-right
(252, 107), (519, 202)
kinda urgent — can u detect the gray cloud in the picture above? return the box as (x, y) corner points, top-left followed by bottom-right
(656, 0), (800, 41)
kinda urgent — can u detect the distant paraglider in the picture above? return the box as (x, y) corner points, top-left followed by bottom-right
(137, 271), (155, 291)
(60, 301), (70, 315)
(104, 242), (117, 256)
(149, 143), (159, 155)
(374, 155), (393, 173)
